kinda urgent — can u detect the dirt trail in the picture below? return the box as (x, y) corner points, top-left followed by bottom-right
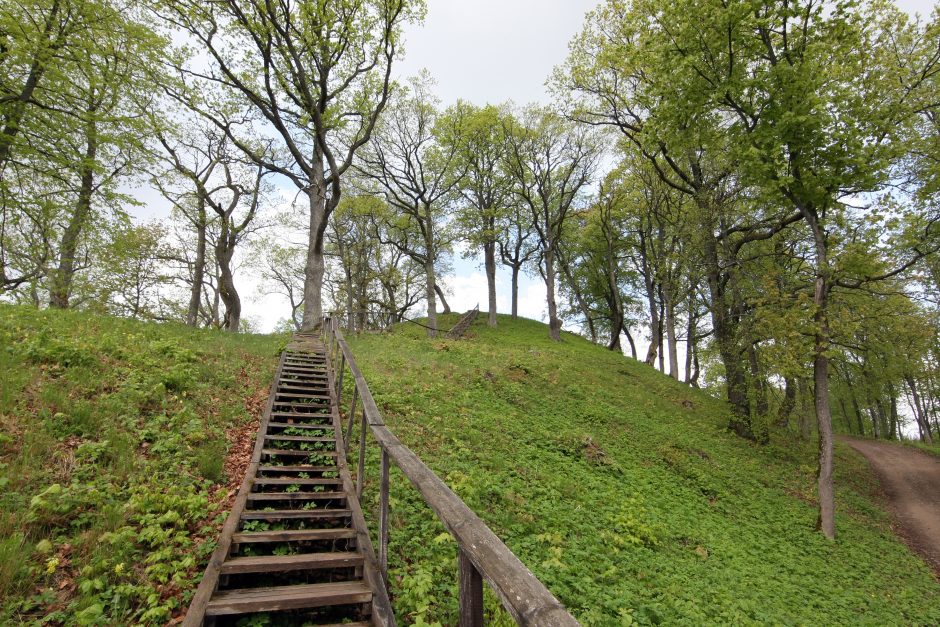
(840, 436), (940, 575)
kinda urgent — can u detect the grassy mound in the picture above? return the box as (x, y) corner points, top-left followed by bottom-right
(0, 304), (282, 624)
(347, 314), (940, 626)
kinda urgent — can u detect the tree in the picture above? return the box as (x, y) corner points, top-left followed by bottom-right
(161, 0), (425, 330)
(1, 0), (164, 302)
(558, 0), (798, 439)
(716, 0), (937, 538)
(95, 221), (170, 319)
(504, 107), (601, 342)
(557, 175), (640, 354)
(497, 198), (539, 320)
(355, 76), (462, 337)
(440, 102), (513, 327)
(149, 121), (221, 326)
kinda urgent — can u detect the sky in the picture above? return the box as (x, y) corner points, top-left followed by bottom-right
(128, 0), (939, 369)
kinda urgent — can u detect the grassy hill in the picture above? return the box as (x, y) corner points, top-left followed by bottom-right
(1, 305), (938, 625)
(0, 304), (283, 624)
(346, 314), (940, 626)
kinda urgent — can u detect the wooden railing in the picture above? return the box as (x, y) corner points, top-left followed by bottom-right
(323, 317), (580, 626)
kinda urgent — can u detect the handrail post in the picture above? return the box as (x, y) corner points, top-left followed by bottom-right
(337, 353), (346, 404)
(345, 388), (359, 452)
(379, 448), (390, 585)
(356, 411), (366, 499)
(459, 549), (484, 627)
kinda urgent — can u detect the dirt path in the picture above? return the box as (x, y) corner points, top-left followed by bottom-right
(840, 436), (940, 575)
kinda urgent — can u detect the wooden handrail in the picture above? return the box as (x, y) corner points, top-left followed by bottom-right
(324, 317), (580, 627)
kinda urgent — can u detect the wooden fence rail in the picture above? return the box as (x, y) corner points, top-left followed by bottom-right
(323, 317), (580, 627)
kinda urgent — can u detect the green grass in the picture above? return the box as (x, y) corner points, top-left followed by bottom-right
(902, 439), (940, 459)
(0, 304), (284, 624)
(2, 305), (937, 625)
(346, 314), (940, 626)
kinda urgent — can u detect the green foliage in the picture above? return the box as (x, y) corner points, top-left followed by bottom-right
(349, 314), (940, 625)
(0, 304), (277, 624)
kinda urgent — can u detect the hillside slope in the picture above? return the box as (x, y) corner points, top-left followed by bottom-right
(0, 304), (282, 624)
(347, 314), (940, 626)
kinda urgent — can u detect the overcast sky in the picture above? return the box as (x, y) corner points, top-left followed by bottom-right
(394, 0), (602, 106)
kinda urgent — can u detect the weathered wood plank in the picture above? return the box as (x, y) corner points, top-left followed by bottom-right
(231, 528), (357, 544)
(459, 549), (484, 627)
(220, 552), (363, 574)
(267, 421), (335, 430)
(252, 477), (342, 487)
(239, 508), (352, 520)
(204, 581), (371, 616)
(260, 448), (337, 457)
(245, 491), (346, 501)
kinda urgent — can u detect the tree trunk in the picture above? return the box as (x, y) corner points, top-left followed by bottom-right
(807, 211), (835, 539)
(777, 377), (796, 428)
(343, 244), (355, 333)
(510, 263), (519, 319)
(703, 232), (753, 439)
(210, 260), (221, 328)
(685, 313), (697, 384)
(607, 251), (624, 352)
(798, 378), (812, 440)
(906, 375), (934, 444)
(301, 159), (330, 331)
(425, 259), (438, 338)
(186, 202), (207, 327)
(216, 222), (241, 332)
(484, 238), (497, 327)
(50, 116), (97, 309)
(748, 343), (769, 418)
(623, 324), (637, 359)
(664, 288), (679, 380)
(544, 247), (561, 342)
(434, 282), (450, 314)
(837, 397), (853, 434)
(657, 292), (666, 372)
(643, 276), (659, 366)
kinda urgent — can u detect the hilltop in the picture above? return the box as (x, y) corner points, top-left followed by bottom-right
(0, 305), (938, 625)
(347, 313), (940, 625)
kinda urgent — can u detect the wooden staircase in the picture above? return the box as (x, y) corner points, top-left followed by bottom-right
(184, 334), (392, 626)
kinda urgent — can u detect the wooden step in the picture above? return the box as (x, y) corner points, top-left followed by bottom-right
(280, 371), (328, 378)
(270, 411), (332, 417)
(280, 380), (329, 387)
(253, 478), (342, 487)
(247, 491), (346, 502)
(264, 435), (335, 443)
(205, 581), (371, 615)
(257, 465), (336, 473)
(232, 528), (356, 544)
(220, 552), (363, 574)
(261, 448), (337, 458)
(267, 422), (335, 431)
(272, 401), (331, 409)
(240, 508), (351, 521)
(275, 392), (331, 400)
(278, 383), (330, 391)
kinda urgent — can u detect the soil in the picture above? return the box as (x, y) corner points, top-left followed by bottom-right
(840, 436), (940, 577)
